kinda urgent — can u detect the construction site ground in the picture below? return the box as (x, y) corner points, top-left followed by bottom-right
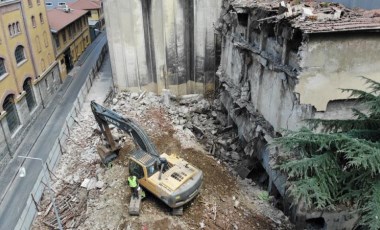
(32, 92), (292, 230)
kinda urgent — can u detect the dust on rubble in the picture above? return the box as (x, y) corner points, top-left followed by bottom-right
(32, 92), (292, 230)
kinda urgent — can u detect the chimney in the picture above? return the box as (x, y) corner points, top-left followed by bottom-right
(64, 4), (70, 13)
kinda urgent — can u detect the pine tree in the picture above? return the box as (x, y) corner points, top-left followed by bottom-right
(273, 77), (380, 229)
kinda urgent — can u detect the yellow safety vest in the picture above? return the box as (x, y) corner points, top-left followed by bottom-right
(128, 176), (137, 188)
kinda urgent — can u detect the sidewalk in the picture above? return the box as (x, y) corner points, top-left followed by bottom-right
(0, 32), (108, 230)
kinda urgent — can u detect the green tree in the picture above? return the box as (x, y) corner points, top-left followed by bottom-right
(273, 77), (380, 229)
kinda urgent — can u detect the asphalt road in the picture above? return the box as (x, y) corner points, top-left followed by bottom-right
(0, 32), (108, 229)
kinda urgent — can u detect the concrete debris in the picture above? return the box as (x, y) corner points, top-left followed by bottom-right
(33, 91), (293, 229)
(161, 89), (171, 106)
(81, 178), (97, 190)
(96, 181), (105, 189)
(130, 92), (139, 100)
(230, 0), (380, 33)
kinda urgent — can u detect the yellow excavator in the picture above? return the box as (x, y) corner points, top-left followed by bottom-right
(90, 101), (203, 215)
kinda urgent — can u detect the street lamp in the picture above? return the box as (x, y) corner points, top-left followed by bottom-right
(18, 156), (63, 230)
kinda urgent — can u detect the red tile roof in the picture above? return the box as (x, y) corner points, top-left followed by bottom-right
(47, 8), (88, 32)
(68, 0), (101, 10)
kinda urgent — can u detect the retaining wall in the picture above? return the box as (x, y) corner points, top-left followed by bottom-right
(15, 45), (108, 230)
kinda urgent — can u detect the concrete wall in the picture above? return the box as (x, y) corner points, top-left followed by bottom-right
(104, 0), (221, 95)
(297, 34), (380, 111)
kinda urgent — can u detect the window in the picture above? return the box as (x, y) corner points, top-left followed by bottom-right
(54, 34), (60, 48)
(0, 58), (6, 76)
(147, 163), (159, 177)
(8, 25), (12, 36)
(15, 45), (25, 64)
(48, 53), (52, 64)
(28, 0), (32, 7)
(41, 59), (45, 71)
(12, 23), (16, 35)
(45, 2), (52, 6)
(31, 16), (36, 27)
(37, 0), (40, 5)
(68, 27), (72, 39)
(36, 36), (41, 52)
(16, 22), (20, 33)
(39, 13), (44, 24)
(43, 31), (48, 47)
(23, 79), (36, 111)
(129, 161), (144, 179)
(62, 30), (66, 43)
(58, 2), (65, 6)
(3, 94), (20, 134)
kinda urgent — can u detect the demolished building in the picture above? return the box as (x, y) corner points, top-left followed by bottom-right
(103, 0), (380, 228)
(216, 0), (380, 229)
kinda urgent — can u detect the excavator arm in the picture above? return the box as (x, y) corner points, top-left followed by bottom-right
(91, 101), (160, 162)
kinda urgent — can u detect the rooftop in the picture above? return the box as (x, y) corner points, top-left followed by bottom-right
(47, 8), (88, 32)
(231, 0), (380, 33)
(68, 0), (101, 10)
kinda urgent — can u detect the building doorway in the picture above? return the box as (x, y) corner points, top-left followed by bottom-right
(64, 48), (73, 72)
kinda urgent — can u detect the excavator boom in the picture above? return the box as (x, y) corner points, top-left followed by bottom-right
(91, 101), (160, 158)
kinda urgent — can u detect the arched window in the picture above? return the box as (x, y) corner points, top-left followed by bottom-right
(3, 94), (20, 133)
(15, 45), (25, 64)
(28, 0), (32, 7)
(31, 16), (36, 27)
(0, 58), (6, 76)
(47, 53), (52, 64)
(36, 36), (41, 52)
(43, 31), (48, 47)
(39, 13), (44, 24)
(23, 78), (36, 111)
(12, 23), (16, 35)
(41, 59), (45, 71)
(16, 22), (20, 33)
(8, 25), (12, 36)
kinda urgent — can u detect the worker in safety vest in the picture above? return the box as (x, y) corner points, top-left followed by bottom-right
(128, 175), (138, 198)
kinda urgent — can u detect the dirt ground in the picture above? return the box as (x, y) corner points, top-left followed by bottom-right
(32, 93), (292, 230)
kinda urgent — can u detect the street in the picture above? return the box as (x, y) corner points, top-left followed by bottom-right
(0, 32), (110, 230)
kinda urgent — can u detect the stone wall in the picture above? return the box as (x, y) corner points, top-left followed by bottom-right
(104, 0), (221, 95)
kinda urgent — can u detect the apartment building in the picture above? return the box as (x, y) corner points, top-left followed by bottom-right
(0, 0), (60, 172)
(68, 0), (103, 40)
(47, 7), (90, 79)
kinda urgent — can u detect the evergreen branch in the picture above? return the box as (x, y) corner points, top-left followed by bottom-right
(341, 88), (376, 101)
(342, 140), (380, 174)
(359, 182), (380, 230)
(359, 76), (380, 94)
(352, 108), (368, 119)
(306, 118), (380, 133)
(346, 129), (380, 142)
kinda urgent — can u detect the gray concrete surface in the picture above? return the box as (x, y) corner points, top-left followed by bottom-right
(0, 32), (108, 230)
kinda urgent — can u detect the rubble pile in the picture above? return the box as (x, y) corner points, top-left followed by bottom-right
(32, 91), (292, 229)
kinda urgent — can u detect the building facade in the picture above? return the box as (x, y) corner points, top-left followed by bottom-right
(47, 7), (91, 79)
(0, 0), (60, 172)
(68, 0), (104, 41)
